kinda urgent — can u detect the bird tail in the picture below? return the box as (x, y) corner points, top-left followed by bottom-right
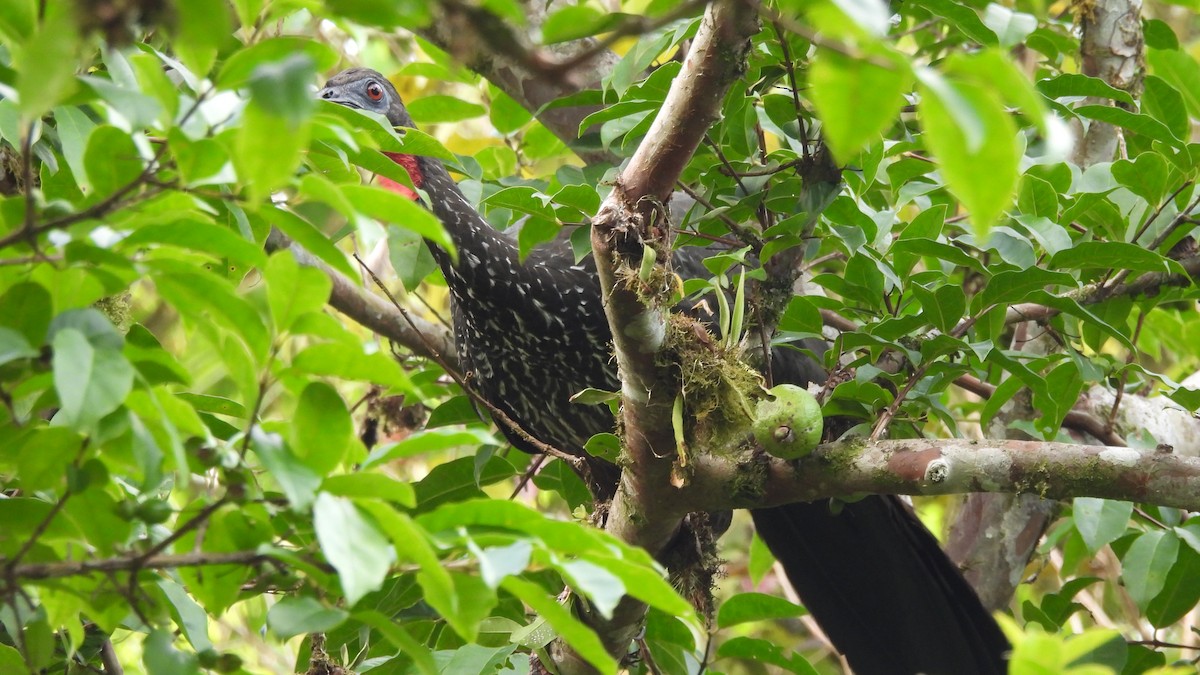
(751, 496), (1009, 675)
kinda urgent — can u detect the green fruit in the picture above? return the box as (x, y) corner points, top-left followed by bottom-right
(752, 384), (823, 459)
(135, 498), (173, 525)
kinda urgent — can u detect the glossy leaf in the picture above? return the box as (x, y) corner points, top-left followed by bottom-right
(1121, 530), (1180, 609)
(717, 593), (807, 628)
(1073, 499), (1133, 555)
(314, 493), (397, 605)
(918, 69), (1019, 237)
(809, 48), (911, 163)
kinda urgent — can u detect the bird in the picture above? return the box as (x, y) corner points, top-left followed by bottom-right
(318, 67), (1010, 675)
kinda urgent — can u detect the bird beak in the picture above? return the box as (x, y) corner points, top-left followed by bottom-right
(318, 87), (360, 109)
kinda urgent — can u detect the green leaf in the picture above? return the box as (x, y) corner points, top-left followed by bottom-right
(252, 430), (321, 510)
(246, 53), (317, 126)
(264, 252), (332, 332)
(52, 327), (134, 430)
(918, 69), (1019, 237)
(0, 0), (34, 43)
(717, 636), (818, 674)
(362, 428), (500, 469)
(488, 87), (534, 135)
(981, 4), (1037, 49)
(482, 186), (556, 219)
(0, 326), (37, 367)
(1073, 499), (1133, 554)
(911, 283), (965, 333)
(119, 220), (267, 269)
(321, 473), (416, 507)
(1143, 20), (1179, 51)
(582, 432), (622, 463)
(13, 7), (80, 119)
(355, 610), (437, 675)
(172, 135), (233, 187)
(1147, 48), (1200, 120)
(1017, 174), (1060, 219)
(173, 0), (232, 76)
(1049, 242), (1178, 274)
(542, 5), (624, 43)
(158, 579), (213, 652)
(266, 596), (349, 639)
(1111, 153), (1170, 205)
(313, 492), (397, 605)
(469, 539), (533, 588)
(716, 592), (807, 628)
(1141, 76), (1189, 142)
(6, 427), (82, 491)
(218, 37), (337, 89)
(979, 268), (1076, 307)
(910, 0), (997, 46)
(235, 102), (311, 203)
(809, 48), (911, 164)
(261, 206), (358, 280)
(560, 558), (624, 618)
(52, 105), (95, 191)
(152, 268), (270, 361)
(0, 282), (52, 345)
(84, 125), (144, 198)
(1121, 530), (1180, 609)
(388, 225), (440, 291)
(143, 628), (200, 675)
(0, 644), (22, 674)
(342, 184), (454, 253)
(406, 95), (487, 124)
(412, 455), (516, 510)
(1036, 73), (1135, 105)
(355, 502), (470, 640)
(1032, 361), (1084, 437)
(290, 382), (351, 474)
(175, 393), (245, 418)
(1145, 541), (1200, 628)
(502, 576), (618, 674)
(1074, 105), (1181, 147)
(292, 342), (414, 392)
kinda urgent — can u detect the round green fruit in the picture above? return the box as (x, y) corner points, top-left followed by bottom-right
(752, 384), (823, 459)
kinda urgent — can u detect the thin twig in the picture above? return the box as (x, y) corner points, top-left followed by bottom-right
(353, 254), (586, 472)
(772, 21), (810, 161)
(1106, 310), (1146, 432)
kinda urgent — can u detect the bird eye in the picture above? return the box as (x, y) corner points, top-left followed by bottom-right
(366, 82), (384, 101)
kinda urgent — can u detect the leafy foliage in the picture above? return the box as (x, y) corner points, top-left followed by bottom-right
(0, 0), (1199, 673)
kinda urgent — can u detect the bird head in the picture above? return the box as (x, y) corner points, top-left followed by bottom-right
(318, 67), (415, 129)
(319, 67), (423, 199)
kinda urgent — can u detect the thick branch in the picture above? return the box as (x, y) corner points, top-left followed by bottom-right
(418, 0), (621, 164)
(621, 2), (757, 203)
(1071, 0), (1144, 166)
(265, 231), (457, 367)
(681, 438), (1200, 513)
(559, 2), (760, 672)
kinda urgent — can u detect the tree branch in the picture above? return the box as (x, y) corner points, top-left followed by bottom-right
(265, 231), (458, 367)
(1005, 254), (1200, 325)
(556, 1), (761, 671)
(681, 438), (1200, 513)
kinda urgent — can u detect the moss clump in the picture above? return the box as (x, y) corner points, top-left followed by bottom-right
(95, 292), (133, 335)
(662, 314), (762, 459)
(728, 452), (769, 504)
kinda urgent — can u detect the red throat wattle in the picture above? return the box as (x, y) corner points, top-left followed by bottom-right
(379, 152), (424, 200)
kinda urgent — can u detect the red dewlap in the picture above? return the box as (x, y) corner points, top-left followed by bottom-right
(379, 152), (423, 200)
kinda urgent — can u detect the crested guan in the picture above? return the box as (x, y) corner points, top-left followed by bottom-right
(319, 67), (1009, 675)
